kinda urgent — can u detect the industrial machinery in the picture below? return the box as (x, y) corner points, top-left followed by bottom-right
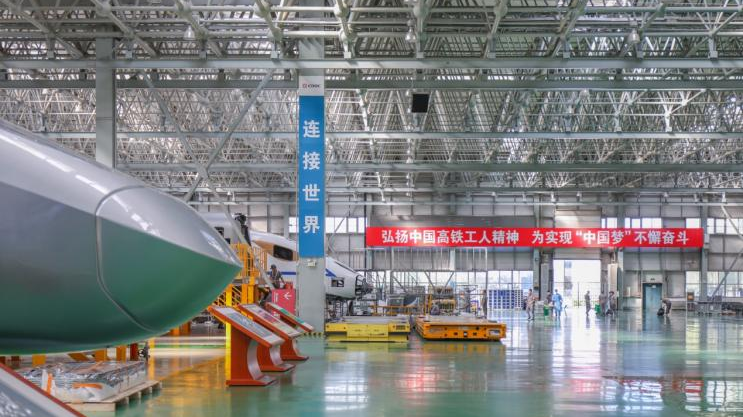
(202, 212), (373, 300)
(0, 120), (242, 354)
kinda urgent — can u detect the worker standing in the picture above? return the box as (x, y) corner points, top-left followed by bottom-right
(482, 292), (488, 318)
(598, 291), (607, 316)
(584, 290), (591, 316)
(606, 291), (616, 316)
(553, 289), (564, 319)
(525, 289), (537, 321)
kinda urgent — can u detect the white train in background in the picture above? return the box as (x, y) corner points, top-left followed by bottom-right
(200, 212), (372, 300)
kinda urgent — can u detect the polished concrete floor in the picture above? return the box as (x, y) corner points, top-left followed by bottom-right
(109, 311), (743, 417)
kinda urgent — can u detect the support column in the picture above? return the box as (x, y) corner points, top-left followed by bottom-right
(616, 200), (625, 311)
(95, 38), (116, 167)
(533, 198), (547, 300)
(700, 202), (709, 304)
(296, 6), (326, 330)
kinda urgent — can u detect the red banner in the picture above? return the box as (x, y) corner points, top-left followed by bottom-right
(365, 227), (704, 248)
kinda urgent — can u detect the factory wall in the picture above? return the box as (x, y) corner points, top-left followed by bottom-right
(195, 194), (743, 304)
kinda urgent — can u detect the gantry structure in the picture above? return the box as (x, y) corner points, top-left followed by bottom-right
(2, 0), (743, 204)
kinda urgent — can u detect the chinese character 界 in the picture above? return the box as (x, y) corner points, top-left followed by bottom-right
(302, 216), (319, 234)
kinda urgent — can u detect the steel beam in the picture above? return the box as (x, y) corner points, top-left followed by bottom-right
(6, 79), (743, 91)
(3, 58), (743, 70)
(95, 38), (116, 167)
(39, 131), (743, 140)
(160, 186), (743, 194)
(117, 162), (743, 173)
(182, 69), (275, 201)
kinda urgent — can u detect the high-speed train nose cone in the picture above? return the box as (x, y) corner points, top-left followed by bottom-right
(0, 119), (241, 354)
(96, 187), (241, 333)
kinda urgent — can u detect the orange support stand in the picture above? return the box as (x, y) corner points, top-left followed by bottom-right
(238, 304), (308, 362)
(265, 302), (316, 333)
(94, 349), (109, 361)
(129, 343), (139, 361)
(208, 306), (283, 386)
(115, 346), (127, 361)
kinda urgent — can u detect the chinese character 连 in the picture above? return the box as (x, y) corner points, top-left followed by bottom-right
(302, 120), (321, 138)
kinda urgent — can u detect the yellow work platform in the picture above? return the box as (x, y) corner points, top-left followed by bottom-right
(325, 316), (410, 343)
(414, 315), (506, 341)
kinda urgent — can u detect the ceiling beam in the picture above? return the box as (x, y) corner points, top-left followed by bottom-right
(117, 162), (743, 173)
(5, 79), (743, 91)
(39, 131), (743, 141)
(3, 58), (743, 70)
(161, 186), (742, 194)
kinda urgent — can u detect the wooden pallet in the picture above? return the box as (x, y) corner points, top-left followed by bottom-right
(66, 380), (162, 412)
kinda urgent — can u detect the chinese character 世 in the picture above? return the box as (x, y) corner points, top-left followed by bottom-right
(302, 183), (320, 202)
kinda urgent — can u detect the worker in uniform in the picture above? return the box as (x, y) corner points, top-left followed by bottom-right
(257, 265), (284, 306)
(525, 289), (537, 321)
(598, 291), (607, 316)
(269, 264), (285, 289)
(584, 290), (592, 316)
(553, 289), (564, 319)
(606, 291), (616, 316)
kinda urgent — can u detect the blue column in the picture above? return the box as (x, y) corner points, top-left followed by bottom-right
(297, 80), (325, 258)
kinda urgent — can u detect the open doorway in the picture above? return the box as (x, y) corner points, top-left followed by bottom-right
(553, 259), (601, 308)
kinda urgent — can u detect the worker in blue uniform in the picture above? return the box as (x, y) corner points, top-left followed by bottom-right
(553, 289), (564, 319)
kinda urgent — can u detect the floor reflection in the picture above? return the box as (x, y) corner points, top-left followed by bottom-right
(116, 311), (743, 417)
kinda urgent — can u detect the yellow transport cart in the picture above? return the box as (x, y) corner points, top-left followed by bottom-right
(414, 315), (506, 341)
(325, 316), (410, 343)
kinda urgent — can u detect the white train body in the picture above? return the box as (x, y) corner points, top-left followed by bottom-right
(200, 213), (370, 300)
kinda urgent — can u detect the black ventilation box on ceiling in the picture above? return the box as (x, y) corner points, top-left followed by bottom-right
(411, 93), (430, 113)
